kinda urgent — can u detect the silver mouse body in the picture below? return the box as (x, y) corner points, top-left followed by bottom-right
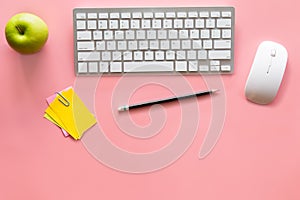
(245, 41), (288, 104)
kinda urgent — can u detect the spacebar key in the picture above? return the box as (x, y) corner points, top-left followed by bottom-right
(124, 62), (174, 72)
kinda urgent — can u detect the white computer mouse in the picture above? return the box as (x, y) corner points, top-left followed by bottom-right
(245, 41), (288, 104)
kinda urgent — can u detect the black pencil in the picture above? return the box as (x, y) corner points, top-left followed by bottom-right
(118, 89), (219, 112)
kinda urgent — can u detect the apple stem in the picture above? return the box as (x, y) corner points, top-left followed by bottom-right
(15, 25), (25, 35)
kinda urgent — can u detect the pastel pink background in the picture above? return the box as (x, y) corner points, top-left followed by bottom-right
(1, 0), (300, 199)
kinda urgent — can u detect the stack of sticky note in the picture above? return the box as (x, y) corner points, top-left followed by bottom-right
(44, 87), (97, 140)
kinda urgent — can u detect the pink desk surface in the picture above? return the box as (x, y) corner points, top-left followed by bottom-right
(1, 0), (300, 199)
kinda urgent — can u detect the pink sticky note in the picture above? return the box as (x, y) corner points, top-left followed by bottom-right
(46, 87), (72, 137)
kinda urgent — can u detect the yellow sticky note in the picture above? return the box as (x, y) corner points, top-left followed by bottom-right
(44, 113), (61, 128)
(45, 88), (96, 140)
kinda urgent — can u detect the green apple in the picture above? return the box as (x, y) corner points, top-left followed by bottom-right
(5, 12), (48, 54)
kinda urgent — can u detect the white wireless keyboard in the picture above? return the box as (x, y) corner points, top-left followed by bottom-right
(73, 7), (235, 75)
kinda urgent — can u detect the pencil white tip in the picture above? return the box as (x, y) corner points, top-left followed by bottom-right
(118, 105), (129, 112)
(211, 89), (220, 93)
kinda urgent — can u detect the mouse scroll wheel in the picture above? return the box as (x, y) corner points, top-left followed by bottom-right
(271, 49), (276, 57)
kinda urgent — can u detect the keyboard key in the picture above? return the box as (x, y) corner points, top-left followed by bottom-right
(176, 51), (186, 60)
(155, 51), (165, 60)
(210, 65), (220, 71)
(203, 40), (212, 49)
(155, 12), (165, 18)
(188, 61), (198, 71)
(166, 12), (176, 18)
(142, 19), (151, 29)
(222, 11), (232, 17)
(134, 51), (143, 60)
(93, 31), (102, 40)
(184, 19), (194, 28)
(174, 19), (183, 28)
(76, 21), (86, 29)
(221, 65), (231, 71)
(132, 12), (142, 18)
(124, 62), (174, 72)
(136, 30), (146, 39)
(123, 52), (132, 60)
(98, 20), (107, 29)
(201, 30), (210, 38)
(187, 50), (197, 59)
(101, 52), (111, 60)
(99, 62), (109, 72)
(112, 52), (122, 60)
(88, 62), (98, 73)
(188, 11), (198, 18)
(152, 19), (162, 29)
(166, 51), (175, 60)
(206, 19), (215, 28)
(125, 30), (135, 39)
(217, 19), (231, 28)
(78, 52), (100, 61)
(78, 62), (88, 73)
(128, 41), (138, 50)
(160, 40), (170, 49)
(131, 20), (140, 29)
(198, 50), (207, 59)
(195, 19), (204, 28)
(110, 62), (122, 72)
(192, 40), (202, 49)
(109, 20), (119, 29)
(208, 50), (231, 59)
(77, 41), (95, 50)
(144, 51), (154, 60)
(175, 61), (187, 71)
(88, 13), (97, 19)
(120, 20), (130, 29)
(190, 30), (200, 38)
(139, 41), (149, 50)
(200, 11), (209, 18)
(211, 29), (221, 38)
(99, 13), (108, 19)
(107, 41), (116, 50)
(96, 41), (105, 50)
(169, 30), (178, 39)
(104, 31), (113, 40)
(144, 12), (153, 18)
(121, 12), (131, 18)
(177, 12), (187, 18)
(149, 41), (159, 50)
(147, 30), (157, 39)
(171, 40), (180, 49)
(179, 30), (189, 39)
(210, 60), (220, 66)
(115, 31), (124, 40)
(222, 29), (232, 38)
(211, 11), (220, 17)
(214, 40), (231, 49)
(76, 13), (86, 19)
(158, 30), (167, 39)
(182, 40), (191, 49)
(77, 31), (92, 40)
(87, 20), (97, 29)
(110, 13), (120, 18)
